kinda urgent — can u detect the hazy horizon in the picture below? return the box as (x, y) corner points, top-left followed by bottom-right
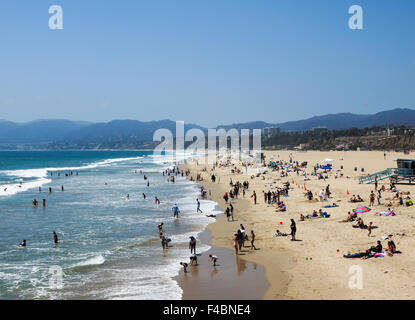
(0, 107), (413, 127)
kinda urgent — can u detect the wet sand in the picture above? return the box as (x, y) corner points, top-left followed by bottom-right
(175, 228), (270, 300)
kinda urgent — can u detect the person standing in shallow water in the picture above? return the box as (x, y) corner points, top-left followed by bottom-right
(189, 236), (197, 254)
(196, 198), (202, 213)
(180, 262), (188, 273)
(172, 203), (180, 218)
(53, 231), (58, 244)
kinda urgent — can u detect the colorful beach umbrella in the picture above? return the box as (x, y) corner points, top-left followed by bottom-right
(353, 206), (371, 214)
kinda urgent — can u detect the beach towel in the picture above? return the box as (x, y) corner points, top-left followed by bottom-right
(344, 252), (366, 258)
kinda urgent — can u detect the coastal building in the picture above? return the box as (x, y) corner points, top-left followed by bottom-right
(312, 126), (328, 134)
(263, 127), (280, 138)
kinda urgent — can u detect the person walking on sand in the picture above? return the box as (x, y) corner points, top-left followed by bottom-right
(237, 229), (244, 251)
(369, 191), (375, 207)
(251, 191), (257, 204)
(223, 192), (229, 204)
(290, 219), (296, 241)
(368, 222), (373, 237)
(226, 207), (231, 221)
(230, 203), (234, 221)
(239, 224), (247, 247)
(196, 198), (202, 213)
(233, 233), (239, 255)
(250, 230), (256, 250)
(377, 189), (382, 205)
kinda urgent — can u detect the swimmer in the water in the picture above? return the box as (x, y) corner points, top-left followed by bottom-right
(143, 193), (146, 199)
(155, 197), (160, 205)
(126, 194), (130, 200)
(19, 240), (26, 247)
(53, 231), (58, 244)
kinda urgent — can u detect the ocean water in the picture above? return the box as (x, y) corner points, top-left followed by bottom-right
(0, 151), (220, 299)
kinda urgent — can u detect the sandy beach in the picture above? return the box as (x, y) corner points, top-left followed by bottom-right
(178, 151), (415, 300)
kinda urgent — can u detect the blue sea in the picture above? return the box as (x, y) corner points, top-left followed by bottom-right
(0, 151), (220, 299)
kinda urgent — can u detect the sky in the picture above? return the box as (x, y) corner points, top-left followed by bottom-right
(0, 0), (414, 127)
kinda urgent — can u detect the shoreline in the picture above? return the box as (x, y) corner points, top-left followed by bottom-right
(174, 227), (269, 300)
(176, 164), (289, 300)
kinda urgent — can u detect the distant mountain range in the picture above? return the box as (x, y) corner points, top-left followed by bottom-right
(0, 119), (91, 144)
(0, 108), (414, 149)
(216, 108), (415, 132)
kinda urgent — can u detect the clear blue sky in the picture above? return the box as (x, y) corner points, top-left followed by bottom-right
(0, 0), (414, 127)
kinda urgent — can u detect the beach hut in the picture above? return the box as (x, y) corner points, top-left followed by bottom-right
(359, 158), (415, 184)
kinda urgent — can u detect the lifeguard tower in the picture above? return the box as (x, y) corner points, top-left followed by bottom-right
(359, 159), (415, 184)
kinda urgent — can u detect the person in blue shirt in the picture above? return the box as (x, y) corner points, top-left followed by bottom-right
(172, 204), (180, 218)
